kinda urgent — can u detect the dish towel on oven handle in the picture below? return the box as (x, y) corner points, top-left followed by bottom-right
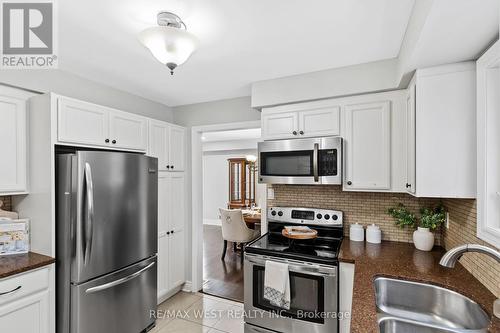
(263, 260), (291, 310)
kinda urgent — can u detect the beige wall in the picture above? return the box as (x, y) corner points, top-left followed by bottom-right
(269, 185), (500, 298)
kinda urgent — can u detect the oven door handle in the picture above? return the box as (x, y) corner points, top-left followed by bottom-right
(245, 255), (336, 277)
(313, 143), (319, 182)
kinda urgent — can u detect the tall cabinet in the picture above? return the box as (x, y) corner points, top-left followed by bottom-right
(148, 120), (187, 302)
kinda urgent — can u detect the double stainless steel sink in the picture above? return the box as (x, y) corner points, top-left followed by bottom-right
(374, 277), (490, 333)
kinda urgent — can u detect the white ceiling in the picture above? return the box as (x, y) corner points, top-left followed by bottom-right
(59, 0), (415, 106)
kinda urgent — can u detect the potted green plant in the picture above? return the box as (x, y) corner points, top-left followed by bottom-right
(388, 204), (446, 251)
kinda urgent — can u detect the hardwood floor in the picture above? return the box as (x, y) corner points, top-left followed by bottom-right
(203, 225), (244, 303)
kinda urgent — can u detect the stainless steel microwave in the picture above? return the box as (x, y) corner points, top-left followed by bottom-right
(258, 136), (342, 185)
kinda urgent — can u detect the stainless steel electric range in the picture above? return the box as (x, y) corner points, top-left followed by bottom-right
(244, 206), (344, 333)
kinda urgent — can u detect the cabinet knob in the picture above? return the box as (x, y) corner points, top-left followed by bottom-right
(166, 165), (170, 169)
(292, 131), (298, 135)
(347, 181), (352, 185)
(299, 130), (304, 135)
(105, 139), (110, 143)
(171, 165), (174, 169)
(166, 231), (170, 235)
(112, 140), (117, 144)
(406, 183), (412, 188)
(171, 230), (175, 234)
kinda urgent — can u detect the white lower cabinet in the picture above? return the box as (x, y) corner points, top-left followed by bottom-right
(0, 267), (51, 333)
(157, 172), (186, 302)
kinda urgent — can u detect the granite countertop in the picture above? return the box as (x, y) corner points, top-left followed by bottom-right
(0, 252), (55, 279)
(339, 239), (500, 333)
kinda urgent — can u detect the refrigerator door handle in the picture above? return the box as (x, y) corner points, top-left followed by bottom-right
(83, 162), (95, 265)
(84, 261), (156, 294)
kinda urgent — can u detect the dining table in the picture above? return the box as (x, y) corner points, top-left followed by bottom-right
(242, 209), (262, 229)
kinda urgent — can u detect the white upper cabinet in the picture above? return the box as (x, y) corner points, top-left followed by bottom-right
(147, 121), (186, 172)
(58, 97), (109, 147)
(405, 79), (416, 194)
(109, 111), (147, 150)
(261, 111), (298, 140)
(298, 107), (340, 137)
(406, 62), (476, 198)
(57, 96), (147, 151)
(476, 41), (500, 246)
(149, 121), (169, 170)
(344, 101), (391, 191)
(262, 100), (340, 140)
(0, 86), (33, 194)
(169, 126), (186, 172)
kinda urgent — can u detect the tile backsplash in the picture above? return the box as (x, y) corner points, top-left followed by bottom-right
(268, 185), (443, 244)
(268, 185), (499, 298)
(442, 199), (500, 298)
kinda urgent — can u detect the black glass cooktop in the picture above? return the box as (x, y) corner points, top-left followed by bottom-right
(245, 222), (343, 265)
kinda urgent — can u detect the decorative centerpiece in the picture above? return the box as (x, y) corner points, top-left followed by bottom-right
(387, 203), (446, 251)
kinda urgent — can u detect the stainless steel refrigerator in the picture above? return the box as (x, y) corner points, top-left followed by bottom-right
(56, 151), (158, 333)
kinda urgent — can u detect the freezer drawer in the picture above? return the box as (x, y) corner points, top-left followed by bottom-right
(70, 256), (157, 333)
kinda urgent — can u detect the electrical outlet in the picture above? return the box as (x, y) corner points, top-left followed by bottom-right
(267, 188), (275, 200)
(445, 212), (450, 229)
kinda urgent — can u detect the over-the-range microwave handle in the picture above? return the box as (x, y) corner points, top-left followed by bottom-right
(313, 142), (319, 182)
(245, 254), (336, 277)
(83, 162), (95, 266)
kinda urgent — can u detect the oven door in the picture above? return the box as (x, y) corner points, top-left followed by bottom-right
(244, 254), (338, 333)
(258, 138), (320, 185)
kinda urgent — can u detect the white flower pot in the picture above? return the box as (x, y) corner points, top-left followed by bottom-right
(413, 227), (434, 251)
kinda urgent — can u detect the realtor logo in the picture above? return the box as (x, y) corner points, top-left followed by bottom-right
(1, 0), (57, 68)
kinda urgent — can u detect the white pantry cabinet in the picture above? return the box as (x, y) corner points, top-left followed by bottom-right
(0, 86), (33, 194)
(405, 62), (476, 198)
(157, 172), (186, 302)
(57, 96), (147, 151)
(262, 100), (340, 140)
(476, 41), (500, 246)
(344, 101), (391, 191)
(0, 267), (51, 333)
(148, 120), (186, 172)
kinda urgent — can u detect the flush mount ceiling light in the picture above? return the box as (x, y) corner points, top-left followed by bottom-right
(139, 11), (198, 75)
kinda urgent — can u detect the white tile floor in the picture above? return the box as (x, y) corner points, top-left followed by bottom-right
(151, 292), (244, 333)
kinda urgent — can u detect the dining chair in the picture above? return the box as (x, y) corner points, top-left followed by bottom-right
(219, 208), (260, 261)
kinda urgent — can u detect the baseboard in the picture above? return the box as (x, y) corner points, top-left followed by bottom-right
(203, 218), (221, 226)
(182, 281), (192, 292)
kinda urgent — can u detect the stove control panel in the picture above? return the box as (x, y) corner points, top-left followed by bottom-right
(268, 207), (343, 226)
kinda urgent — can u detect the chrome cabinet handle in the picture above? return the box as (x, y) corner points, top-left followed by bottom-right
(83, 162), (95, 265)
(85, 261), (156, 294)
(313, 143), (319, 182)
(0, 285), (21, 296)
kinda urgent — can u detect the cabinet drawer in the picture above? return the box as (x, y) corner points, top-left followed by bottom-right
(0, 268), (49, 306)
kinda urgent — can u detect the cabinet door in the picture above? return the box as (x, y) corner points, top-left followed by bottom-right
(149, 121), (169, 171)
(157, 173), (170, 300)
(109, 111), (147, 151)
(0, 291), (49, 333)
(405, 83), (416, 194)
(58, 97), (109, 146)
(344, 101), (391, 190)
(168, 230), (185, 289)
(157, 235), (169, 300)
(168, 173), (185, 232)
(262, 111), (299, 140)
(299, 107), (340, 137)
(168, 126), (186, 171)
(0, 95), (26, 193)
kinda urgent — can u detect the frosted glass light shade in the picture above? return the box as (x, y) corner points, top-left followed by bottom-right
(139, 26), (198, 66)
